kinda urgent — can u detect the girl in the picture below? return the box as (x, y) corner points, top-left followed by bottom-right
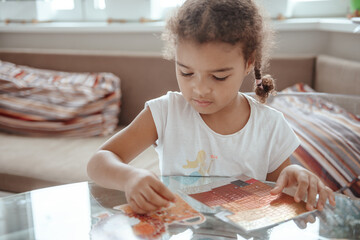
(87, 0), (336, 214)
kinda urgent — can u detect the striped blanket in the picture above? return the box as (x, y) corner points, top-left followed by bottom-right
(0, 60), (121, 137)
(269, 83), (360, 198)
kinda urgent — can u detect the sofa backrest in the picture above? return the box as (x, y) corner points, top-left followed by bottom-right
(0, 52), (315, 125)
(315, 55), (360, 95)
(242, 55), (315, 93)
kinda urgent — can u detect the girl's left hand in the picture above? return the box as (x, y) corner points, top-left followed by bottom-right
(270, 165), (336, 211)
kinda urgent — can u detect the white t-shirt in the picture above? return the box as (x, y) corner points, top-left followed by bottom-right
(146, 91), (300, 180)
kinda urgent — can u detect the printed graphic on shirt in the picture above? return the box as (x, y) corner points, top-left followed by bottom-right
(182, 150), (216, 176)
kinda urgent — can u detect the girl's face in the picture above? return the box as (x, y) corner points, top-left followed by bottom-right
(175, 40), (253, 116)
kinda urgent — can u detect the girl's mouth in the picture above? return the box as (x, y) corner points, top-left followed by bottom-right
(193, 99), (212, 107)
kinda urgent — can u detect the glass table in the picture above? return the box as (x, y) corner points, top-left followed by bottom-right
(0, 176), (359, 240)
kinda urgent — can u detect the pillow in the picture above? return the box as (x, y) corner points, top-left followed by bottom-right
(268, 83), (360, 198)
(0, 60), (121, 137)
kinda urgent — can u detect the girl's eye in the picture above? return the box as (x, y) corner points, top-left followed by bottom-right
(180, 72), (193, 77)
(213, 75), (228, 81)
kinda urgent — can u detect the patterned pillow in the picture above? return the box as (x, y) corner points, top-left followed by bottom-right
(0, 60), (121, 137)
(268, 83), (360, 198)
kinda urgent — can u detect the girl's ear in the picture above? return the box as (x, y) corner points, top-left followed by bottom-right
(245, 51), (256, 73)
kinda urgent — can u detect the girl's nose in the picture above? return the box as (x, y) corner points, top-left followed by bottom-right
(193, 76), (211, 96)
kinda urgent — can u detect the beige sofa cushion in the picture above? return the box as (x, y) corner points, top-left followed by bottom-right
(315, 55), (360, 95)
(0, 129), (160, 192)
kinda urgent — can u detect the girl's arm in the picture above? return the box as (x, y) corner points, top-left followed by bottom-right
(266, 158), (291, 182)
(87, 106), (175, 213)
(267, 158), (336, 211)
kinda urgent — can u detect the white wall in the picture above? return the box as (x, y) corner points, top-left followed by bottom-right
(275, 31), (360, 62)
(327, 32), (360, 61)
(0, 19), (359, 62)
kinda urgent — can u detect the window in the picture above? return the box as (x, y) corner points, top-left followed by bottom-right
(51, 0), (83, 21)
(52, 0), (74, 10)
(0, 0), (351, 23)
(288, 0), (349, 18)
(49, 0), (185, 21)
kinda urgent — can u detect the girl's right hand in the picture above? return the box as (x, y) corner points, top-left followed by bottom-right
(124, 168), (176, 214)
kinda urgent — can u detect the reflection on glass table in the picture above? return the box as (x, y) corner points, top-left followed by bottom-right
(0, 177), (359, 240)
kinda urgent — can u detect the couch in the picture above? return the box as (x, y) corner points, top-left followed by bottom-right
(0, 52), (359, 193)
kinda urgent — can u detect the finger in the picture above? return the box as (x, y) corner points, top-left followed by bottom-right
(142, 187), (172, 208)
(294, 175), (309, 203)
(318, 186), (336, 210)
(129, 198), (147, 214)
(294, 213), (316, 230)
(270, 172), (288, 195)
(306, 177), (318, 211)
(306, 214), (316, 224)
(327, 187), (336, 207)
(151, 181), (176, 202)
(316, 186), (328, 211)
(315, 182), (327, 210)
(133, 193), (159, 213)
(294, 219), (307, 229)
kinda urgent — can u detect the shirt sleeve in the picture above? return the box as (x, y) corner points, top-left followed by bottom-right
(268, 112), (301, 173)
(145, 92), (170, 145)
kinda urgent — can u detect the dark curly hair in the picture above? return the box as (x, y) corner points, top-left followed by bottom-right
(162, 0), (275, 103)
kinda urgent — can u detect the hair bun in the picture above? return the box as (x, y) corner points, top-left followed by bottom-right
(254, 74), (276, 103)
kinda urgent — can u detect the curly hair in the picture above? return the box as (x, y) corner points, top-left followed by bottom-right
(162, 0), (275, 103)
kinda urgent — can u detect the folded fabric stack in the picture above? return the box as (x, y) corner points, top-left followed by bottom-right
(269, 83), (360, 198)
(0, 60), (121, 137)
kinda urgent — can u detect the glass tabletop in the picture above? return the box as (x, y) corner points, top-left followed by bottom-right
(0, 176), (359, 240)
